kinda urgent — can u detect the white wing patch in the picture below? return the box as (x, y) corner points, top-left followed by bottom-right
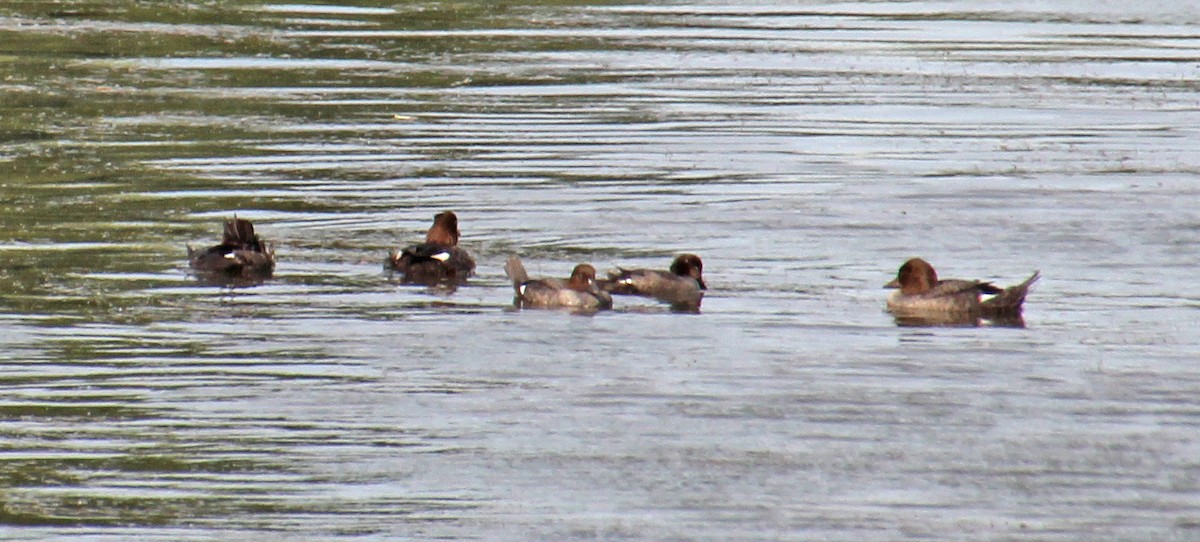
(430, 251), (450, 262)
(223, 252), (237, 260)
(518, 284), (527, 296)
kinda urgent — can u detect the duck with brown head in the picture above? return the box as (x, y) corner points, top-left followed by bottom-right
(884, 257), (1039, 326)
(187, 217), (275, 283)
(386, 211), (476, 285)
(598, 253), (706, 312)
(504, 256), (613, 312)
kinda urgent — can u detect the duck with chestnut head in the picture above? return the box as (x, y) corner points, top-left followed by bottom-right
(598, 253), (706, 312)
(386, 211), (476, 285)
(884, 257), (1039, 326)
(504, 256), (612, 312)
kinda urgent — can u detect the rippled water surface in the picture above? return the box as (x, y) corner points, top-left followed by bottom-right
(2, 1), (1200, 539)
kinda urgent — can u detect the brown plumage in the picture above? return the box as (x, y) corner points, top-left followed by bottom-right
(504, 256), (612, 312)
(885, 257), (1039, 325)
(187, 217), (275, 281)
(386, 211), (476, 284)
(598, 254), (706, 312)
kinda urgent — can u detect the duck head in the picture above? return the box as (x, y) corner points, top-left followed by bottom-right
(567, 264), (598, 292)
(885, 258), (938, 295)
(425, 211), (461, 246)
(669, 253), (706, 290)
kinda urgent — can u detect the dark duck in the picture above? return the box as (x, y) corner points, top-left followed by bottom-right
(598, 254), (706, 312)
(386, 211), (476, 284)
(188, 217), (275, 282)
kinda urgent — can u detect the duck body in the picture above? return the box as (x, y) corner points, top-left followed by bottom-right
(600, 254), (706, 312)
(188, 218), (275, 280)
(885, 279), (995, 315)
(504, 256), (612, 312)
(388, 244), (475, 284)
(885, 258), (1039, 325)
(386, 211), (476, 284)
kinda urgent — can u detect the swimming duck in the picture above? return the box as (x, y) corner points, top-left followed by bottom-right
(504, 256), (613, 312)
(386, 211), (476, 284)
(598, 254), (706, 312)
(884, 258), (1039, 325)
(187, 217), (275, 280)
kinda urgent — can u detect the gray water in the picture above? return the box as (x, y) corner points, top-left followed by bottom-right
(1, 1), (1199, 539)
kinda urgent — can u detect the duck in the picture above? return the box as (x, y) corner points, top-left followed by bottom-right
(884, 257), (1039, 325)
(386, 211), (476, 284)
(504, 256), (613, 312)
(187, 217), (275, 280)
(598, 254), (706, 312)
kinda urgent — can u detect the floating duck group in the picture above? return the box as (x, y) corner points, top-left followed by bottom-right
(189, 212), (1038, 325)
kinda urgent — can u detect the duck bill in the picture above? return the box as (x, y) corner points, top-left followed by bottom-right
(884, 278), (900, 289)
(697, 278), (707, 290)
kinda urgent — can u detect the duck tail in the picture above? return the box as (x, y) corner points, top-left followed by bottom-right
(982, 270), (1040, 314)
(596, 268), (634, 295)
(223, 217), (257, 246)
(504, 256), (529, 295)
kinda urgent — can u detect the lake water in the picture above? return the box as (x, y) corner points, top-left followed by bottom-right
(1, 1), (1199, 539)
